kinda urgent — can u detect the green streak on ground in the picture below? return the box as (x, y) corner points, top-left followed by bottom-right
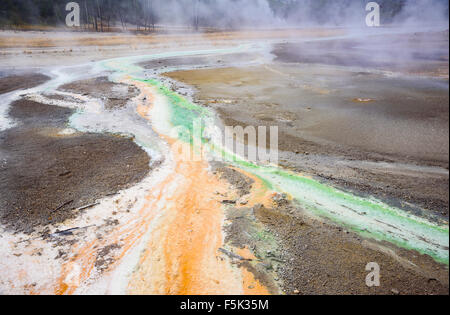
(139, 77), (449, 265)
(100, 50), (448, 266)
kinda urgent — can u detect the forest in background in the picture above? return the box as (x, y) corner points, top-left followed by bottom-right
(0, 0), (448, 31)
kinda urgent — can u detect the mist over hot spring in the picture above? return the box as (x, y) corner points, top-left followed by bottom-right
(1, 0), (449, 30)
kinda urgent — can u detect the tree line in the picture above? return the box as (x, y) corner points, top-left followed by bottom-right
(1, 0), (160, 31)
(0, 0), (443, 31)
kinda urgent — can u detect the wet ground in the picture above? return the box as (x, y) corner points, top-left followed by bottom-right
(165, 35), (449, 217)
(158, 30), (449, 294)
(59, 77), (140, 110)
(0, 28), (448, 295)
(0, 73), (50, 94)
(212, 162), (449, 295)
(272, 30), (449, 78)
(0, 99), (150, 233)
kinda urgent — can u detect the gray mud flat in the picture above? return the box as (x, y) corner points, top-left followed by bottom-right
(0, 73), (50, 95)
(0, 99), (150, 234)
(165, 60), (449, 217)
(161, 31), (449, 295)
(272, 31), (449, 77)
(59, 77), (139, 110)
(215, 166), (449, 295)
(253, 202), (449, 295)
(139, 52), (257, 72)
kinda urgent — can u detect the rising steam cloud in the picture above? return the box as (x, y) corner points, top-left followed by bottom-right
(0, 0), (448, 29)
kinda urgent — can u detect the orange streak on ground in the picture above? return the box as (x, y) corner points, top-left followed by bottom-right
(128, 81), (269, 295)
(232, 246), (272, 294)
(53, 79), (269, 295)
(54, 170), (177, 295)
(0, 29), (346, 49)
(128, 142), (240, 294)
(227, 167), (274, 209)
(54, 82), (165, 294)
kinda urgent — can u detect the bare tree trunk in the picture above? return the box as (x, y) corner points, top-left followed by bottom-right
(96, 0), (103, 32)
(118, 10), (126, 31)
(134, 0), (139, 32)
(93, 0), (98, 31)
(193, 0), (199, 31)
(150, 0), (155, 31)
(84, 0), (90, 30)
(144, 0), (148, 32)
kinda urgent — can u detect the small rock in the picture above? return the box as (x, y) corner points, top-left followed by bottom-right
(221, 199), (236, 205)
(391, 289), (400, 295)
(238, 196), (249, 205)
(262, 263), (273, 271)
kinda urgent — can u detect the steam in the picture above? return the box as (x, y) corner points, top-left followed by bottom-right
(150, 0), (280, 28)
(120, 0), (450, 29)
(395, 0), (449, 26)
(280, 0), (449, 28)
(1, 0), (448, 30)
